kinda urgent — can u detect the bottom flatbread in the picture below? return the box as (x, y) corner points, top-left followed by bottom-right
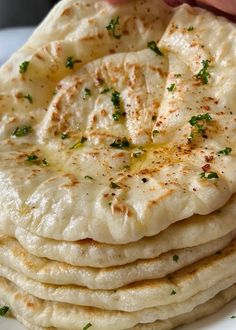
(2, 278), (236, 330)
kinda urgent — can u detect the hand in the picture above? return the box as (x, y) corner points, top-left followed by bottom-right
(106, 0), (236, 16)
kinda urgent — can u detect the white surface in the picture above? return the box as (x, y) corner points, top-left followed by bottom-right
(0, 297), (236, 329)
(0, 27), (34, 65)
(0, 26), (236, 330)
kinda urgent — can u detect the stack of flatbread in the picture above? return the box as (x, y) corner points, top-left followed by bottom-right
(0, 0), (236, 329)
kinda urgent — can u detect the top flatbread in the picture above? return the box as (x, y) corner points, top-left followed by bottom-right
(0, 0), (236, 243)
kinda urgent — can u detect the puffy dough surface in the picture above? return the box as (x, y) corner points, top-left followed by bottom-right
(1, 274), (236, 330)
(0, 0), (236, 244)
(0, 229), (236, 290)
(1, 194), (236, 267)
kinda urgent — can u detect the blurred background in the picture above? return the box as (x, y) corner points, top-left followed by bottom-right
(0, 0), (59, 65)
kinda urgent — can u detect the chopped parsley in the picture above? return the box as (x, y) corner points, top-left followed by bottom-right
(147, 41), (164, 56)
(199, 172), (219, 180)
(12, 126), (32, 137)
(101, 88), (112, 94)
(188, 113), (212, 139)
(110, 182), (121, 189)
(189, 113), (212, 126)
(106, 16), (122, 39)
(152, 130), (159, 137)
(26, 154), (39, 164)
(231, 316), (236, 319)
(173, 255), (179, 262)
(167, 83), (176, 92)
(171, 290), (176, 296)
(111, 91), (123, 121)
(0, 306), (9, 316)
(112, 91), (121, 109)
(83, 88), (91, 100)
(112, 111), (122, 121)
(187, 26), (194, 31)
(83, 323), (92, 330)
(218, 147), (232, 156)
(22, 94), (33, 104)
(174, 74), (182, 78)
(61, 133), (70, 140)
(85, 175), (93, 180)
(195, 60), (211, 85)
(19, 61), (30, 74)
(110, 137), (130, 149)
(25, 154), (49, 166)
(70, 137), (88, 149)
(65, 56), (81, 69)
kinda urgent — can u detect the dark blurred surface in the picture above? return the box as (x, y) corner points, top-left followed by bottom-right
(0, 0), (59, 28)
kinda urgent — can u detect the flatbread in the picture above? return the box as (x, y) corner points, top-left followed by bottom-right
(1, 194), (236, 268)
(1, 238), (236, 312)
(0, 274), (236, 330)
(0, 0), (236, 244)
(0, 230), (235, 289)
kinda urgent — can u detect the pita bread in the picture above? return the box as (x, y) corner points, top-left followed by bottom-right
(0, 238), (236, 312)
(0, 230), (235, 290)
(1, 194), (236, 267)
(0, 0), (236, 244)
(0, 274), (236, 330)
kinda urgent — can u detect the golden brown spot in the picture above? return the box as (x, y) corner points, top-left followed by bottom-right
(112, 203), (132, 217)
(35, 53), (45, 61)
(101, 109), (108, 117)
(61, 7), (73, 16)
(63, 173), (79, 187)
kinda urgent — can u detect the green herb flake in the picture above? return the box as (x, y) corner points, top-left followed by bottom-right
(12, 126), (32, 137)
(0, 306), (9, 316)
(26, 154), (39, 164)
(106, 16), (122, 39)
(70, 137), (88, 149)
(171, 290), (176, 296)
(167, 83), (176, 92)
(112, 91), (121, 110)
(85, 176), (93, 180)
(174, 74), (182, 78)
(189, 113), (212, 126)
(19, 61), (30, 74)
(83, 88), (91, 100)
(188, 113), (212, 138)
(147, 41), (164, 56)
(218, 147), (232, 156)
(111, 91), (123, 121)
(152, 130), (159, 137)
(173, 255), (179, 262)
(83, 323), (92, 330)
(112, 111), (122, 121)
(22, 94), (33, 104)
(61, 133), (70, 140)
(231, 316), (236, 319)
(100, 88), (112, 94)
(195, 60), (211, 85)
(110, 182), (121, 189)
(65, 56), (81, 69)
(187, 26), (194, 31)
(110, 137), (130, 149)
(199, 172), (219, 180)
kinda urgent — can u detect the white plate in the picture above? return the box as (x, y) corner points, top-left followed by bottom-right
(1, 297), (236, 329)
